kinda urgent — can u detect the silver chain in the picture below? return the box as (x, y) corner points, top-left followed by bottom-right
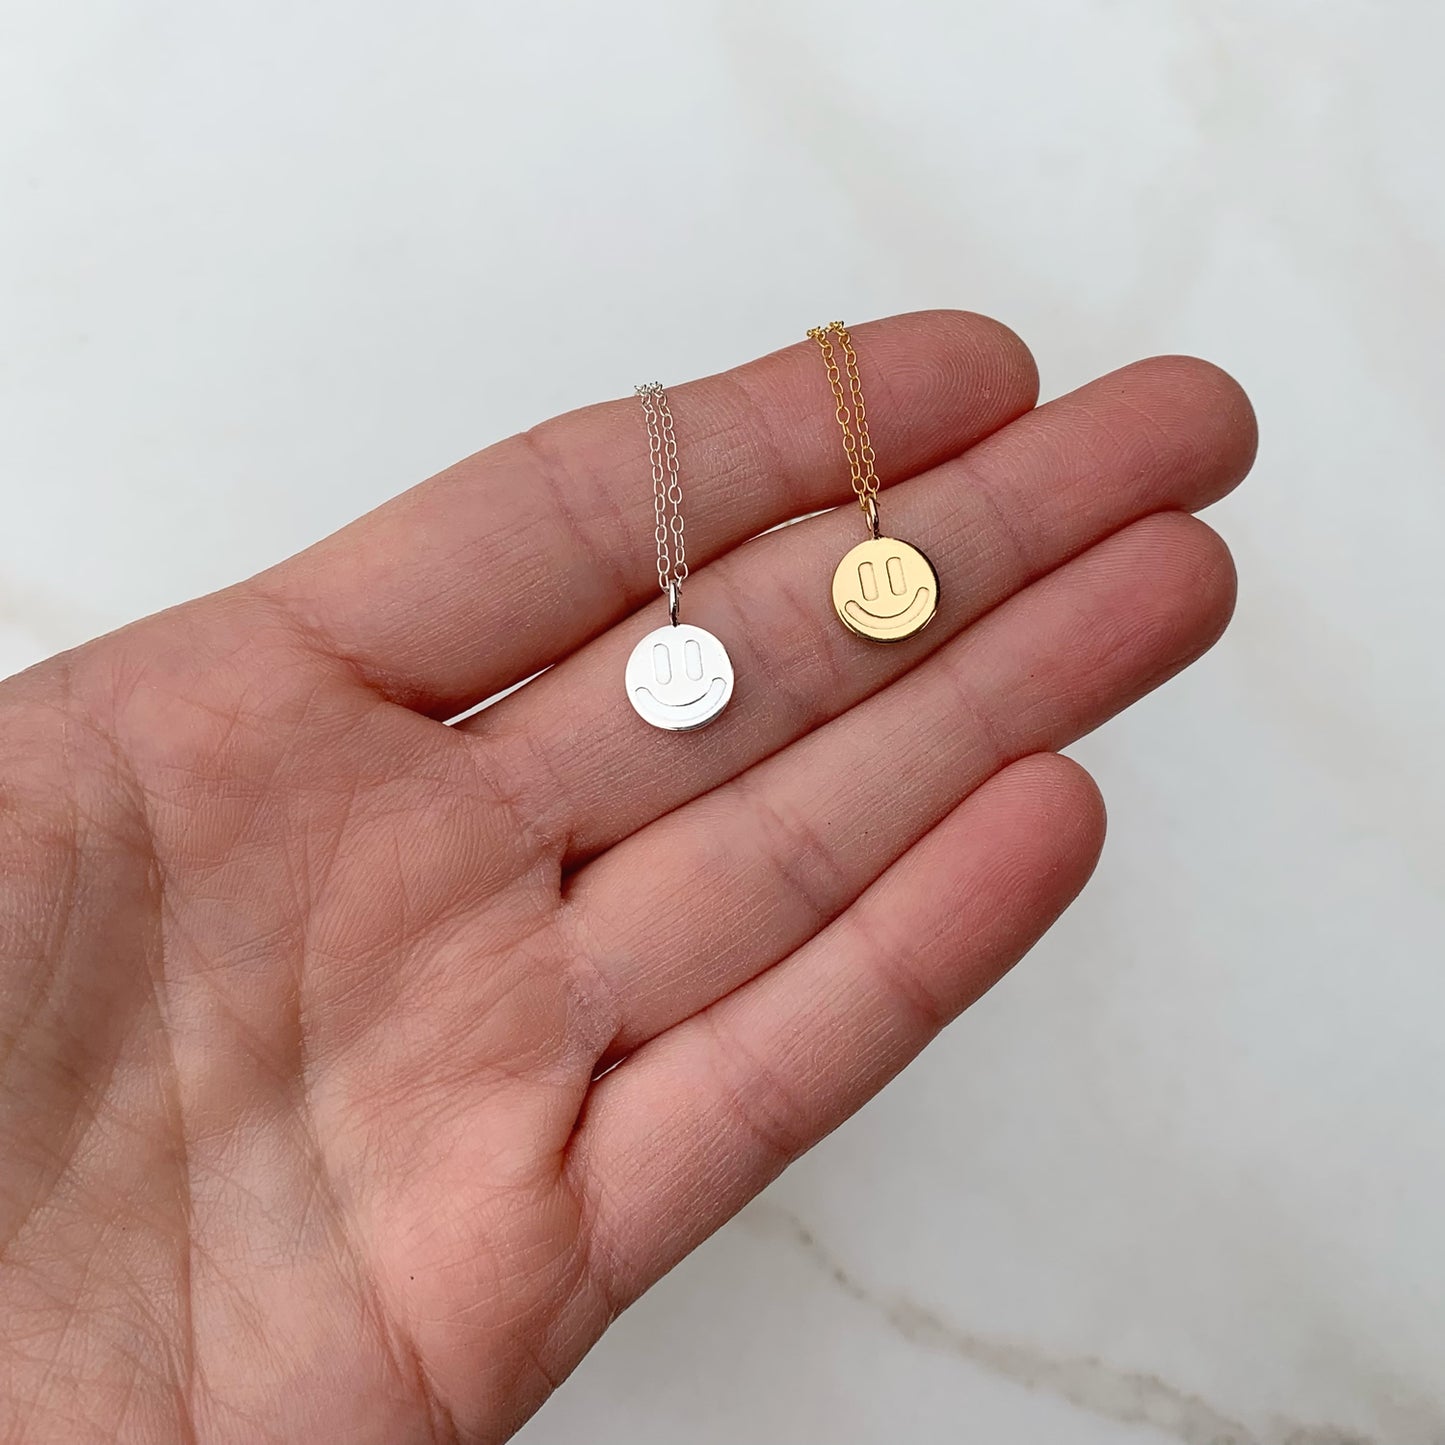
(636, 383), (688, 613)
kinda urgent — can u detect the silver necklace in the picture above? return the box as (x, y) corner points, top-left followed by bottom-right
(623, 383), (734, 731)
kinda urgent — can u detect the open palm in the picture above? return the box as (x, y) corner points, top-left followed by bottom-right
(0, 313), (1254, 1443)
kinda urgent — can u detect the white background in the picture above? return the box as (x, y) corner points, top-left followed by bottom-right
(3, 3), (1442, 1441)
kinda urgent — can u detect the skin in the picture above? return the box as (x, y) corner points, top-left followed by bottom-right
(0, 312), (1256, 1444)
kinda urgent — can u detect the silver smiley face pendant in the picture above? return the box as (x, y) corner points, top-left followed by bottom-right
(628, 381), (735, 733)
(625, 621), (734, 732)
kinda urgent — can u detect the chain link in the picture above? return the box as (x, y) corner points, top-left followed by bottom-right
(636, 382), (688, 602)
(807, 321), (880, 530)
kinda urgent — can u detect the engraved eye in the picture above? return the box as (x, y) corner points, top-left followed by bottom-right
(858, 560), (879, 601)
(684, 638), (704, 681)
(886, 555), (906, 595)
(651, 642), (672, 685)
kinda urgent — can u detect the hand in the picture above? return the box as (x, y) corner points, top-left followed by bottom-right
(0, 312), (1254, 1443)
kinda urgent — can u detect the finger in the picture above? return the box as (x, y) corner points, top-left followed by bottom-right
(474, 355), (1254, 863)
(570, 512), (1232, 1055)
(569, 752), (1106, 1309)
(251, 311), (1038, 714)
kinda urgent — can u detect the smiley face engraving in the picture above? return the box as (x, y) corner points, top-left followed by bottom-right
(831, 536), (939, 642)
(625, 622), (734, 731)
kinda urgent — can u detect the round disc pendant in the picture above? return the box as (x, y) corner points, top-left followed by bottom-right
(831, 536), (939, 642)
(625, 622), (734, 731)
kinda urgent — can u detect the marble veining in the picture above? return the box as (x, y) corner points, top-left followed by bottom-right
(744, 1204), (1378, 1445)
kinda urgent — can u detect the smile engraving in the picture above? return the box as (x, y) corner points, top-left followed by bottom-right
(633, 676), (727, 719)
(843, 587), (932, 631)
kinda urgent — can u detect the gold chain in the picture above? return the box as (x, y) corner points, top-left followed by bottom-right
(807, 321), (880, 531)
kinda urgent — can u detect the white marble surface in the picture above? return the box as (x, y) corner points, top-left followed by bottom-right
(3, 3), (1442, 1441)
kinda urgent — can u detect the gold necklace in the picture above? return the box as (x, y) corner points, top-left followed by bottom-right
(808, 321), (939, 643)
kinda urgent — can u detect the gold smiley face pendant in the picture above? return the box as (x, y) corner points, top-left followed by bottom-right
(831, 536), (939, 642)
(810, 321), (938, 644)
